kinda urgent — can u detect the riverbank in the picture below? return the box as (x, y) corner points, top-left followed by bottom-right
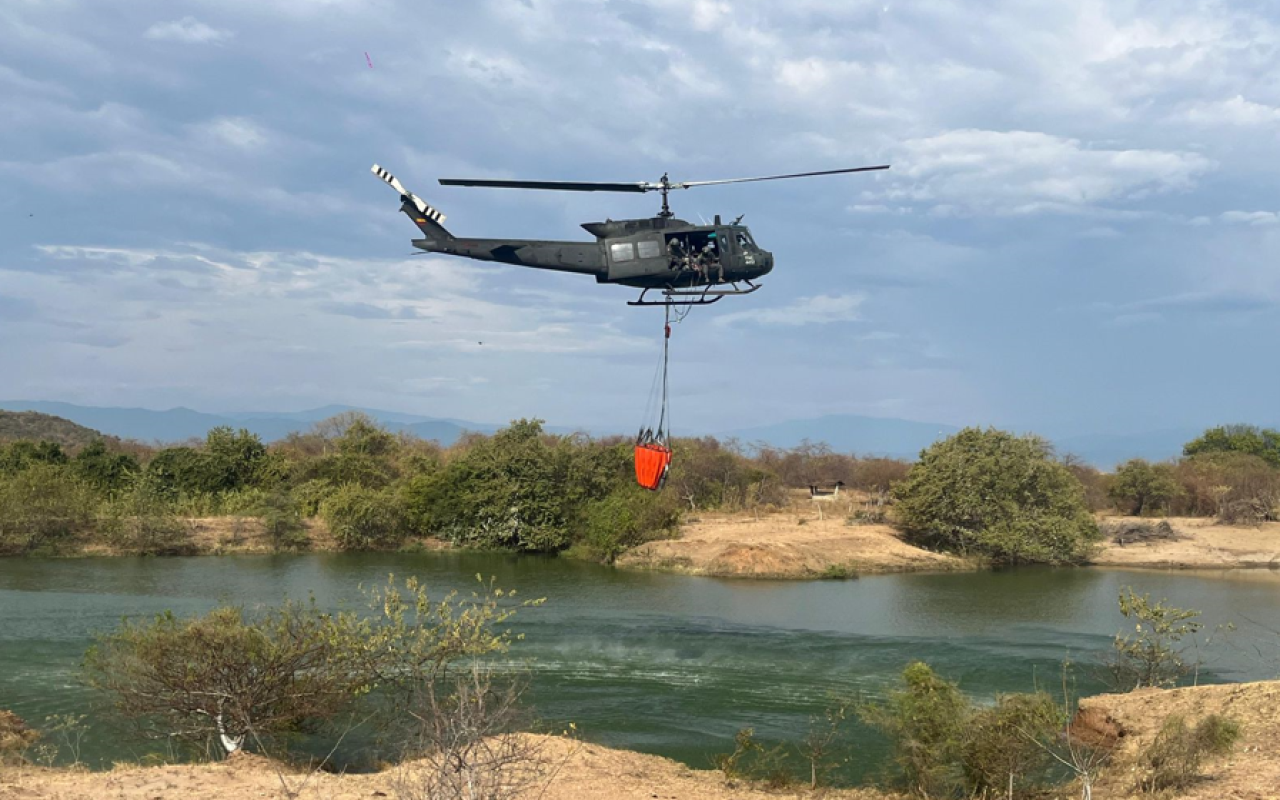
(616, 508), (968, 578)
(0, 734), (896, 800)
(5, 680), (1276, 799)
(1091, 516), (1280, 570)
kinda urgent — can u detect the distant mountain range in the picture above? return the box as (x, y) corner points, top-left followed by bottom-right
(0, 400), (1207, 467)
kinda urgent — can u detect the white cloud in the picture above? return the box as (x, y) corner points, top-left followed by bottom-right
(144, 17), (232, 44)
(882, 130), (1213, 215)
(195, 117), (270, 150)
(1221, 210), (1280, 226)
(1183, 96), (1280, 126)
(713, 293), (865, 327)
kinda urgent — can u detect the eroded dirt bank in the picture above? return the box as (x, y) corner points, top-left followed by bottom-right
(616, 508), (967, 578)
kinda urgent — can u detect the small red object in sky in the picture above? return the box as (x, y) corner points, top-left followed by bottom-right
(365, 52), (373, 68)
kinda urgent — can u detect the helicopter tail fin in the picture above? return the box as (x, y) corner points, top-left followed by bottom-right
(371, 164), (455, 242)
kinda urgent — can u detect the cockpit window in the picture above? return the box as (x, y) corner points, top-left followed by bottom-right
(736, 231), (752, 250)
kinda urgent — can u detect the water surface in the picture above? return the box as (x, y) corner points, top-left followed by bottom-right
(2, 554), (1277, 775)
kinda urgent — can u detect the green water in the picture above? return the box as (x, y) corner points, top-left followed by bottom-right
(2, 554), (1278, 776)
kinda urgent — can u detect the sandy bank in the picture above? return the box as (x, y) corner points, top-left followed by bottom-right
(0, 735), (894, 800)
(1083, 679), (1280, 799)
(1091, 516), (1280, 570)
(616, 508), (967, 578)
(7, 681), (1280, 799)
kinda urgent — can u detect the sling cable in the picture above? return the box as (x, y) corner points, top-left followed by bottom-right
(634, 303), (679, 490)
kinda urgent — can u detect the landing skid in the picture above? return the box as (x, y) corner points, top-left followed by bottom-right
(627, 281), (761, 307)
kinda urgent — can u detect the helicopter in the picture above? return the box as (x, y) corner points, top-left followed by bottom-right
(370, 162), (890, 306)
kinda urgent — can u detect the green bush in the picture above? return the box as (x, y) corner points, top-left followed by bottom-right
(1106, 588), (1202, 691)
(892, 428), (1100, 564)
(1184, 424), (1280, 468)
(100, 474), (197, 556)
(859, 662), (969, 796)
(321, 483), (409, 550)
(963, 692), (1064, 798)
(85, 576), (536, 760)
(573, 487), (681, 563)
(0, 463), (95, 554)
(1110, 459), (1180, 516)
(72, 441), (139, 495)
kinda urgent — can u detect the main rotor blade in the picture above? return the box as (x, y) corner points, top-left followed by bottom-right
(675, 165), (890, 189)
(438, 178), (650, 193)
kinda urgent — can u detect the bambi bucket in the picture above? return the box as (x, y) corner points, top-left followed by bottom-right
(634, 443), (672, 491)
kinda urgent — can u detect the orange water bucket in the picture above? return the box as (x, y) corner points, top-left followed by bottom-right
(634, 443), (672, 491)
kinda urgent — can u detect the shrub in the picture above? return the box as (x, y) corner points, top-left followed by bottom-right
(321, 483), (409, 550)
(1105, 588), (1202, 691)
(101, 474), (197, 556)
(963, 692), (1064, 798)
(72, 440), (139, 495)
(713, 727), (794, 789)
(0, 710), (40, 764)
(1184, 424), (1280, 468)
(892, 428), (1100, 564)
(574, 487), (681, 563)
(859, 662), (969, 796)
(1174, 452), (1280, 524)
(1137, 714), (1240, 792)
(261, 491), (309, 550)
(86, 576), (538, 760)
(0, 463), (95, 554)
(1110, 459), (1180, 516)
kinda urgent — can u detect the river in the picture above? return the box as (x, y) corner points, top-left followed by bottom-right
(2, 553), (1277, 778)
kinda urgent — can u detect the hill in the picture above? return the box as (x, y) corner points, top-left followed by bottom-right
(0, 410), (112, 449)
(0, 401), (488, 446)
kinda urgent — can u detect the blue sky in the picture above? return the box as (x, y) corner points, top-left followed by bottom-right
(1, 0), (1278, 437)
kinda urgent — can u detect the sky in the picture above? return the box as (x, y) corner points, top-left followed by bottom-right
(1, 0), (1279, 438)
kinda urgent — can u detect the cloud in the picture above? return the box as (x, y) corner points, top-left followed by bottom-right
(881, 130), (1214, 215)
(1183, 96), (1280, 126)
(1221, 211), (1280, 226)
(714, 293), (866, 327)
(144, 17), (232, 44)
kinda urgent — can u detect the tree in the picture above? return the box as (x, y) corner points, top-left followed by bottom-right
(1105, 588), (1202, 691)
(405, 420), (580, 551)
(1109, 459), (1180, 516)
(893, 428), (1100, 564)
(0, 440), (68, 474)
(72, 440), (139, 495)
(203, 426), (273, 491)
(1184, 424), (1280, 468)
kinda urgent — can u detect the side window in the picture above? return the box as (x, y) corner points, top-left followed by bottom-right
(737, 232), (750, 249)
(637, 240), (661, 259)
(610, 242), (635, 262)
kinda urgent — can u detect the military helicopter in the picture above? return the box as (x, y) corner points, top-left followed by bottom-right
(370, 162), (889, 305)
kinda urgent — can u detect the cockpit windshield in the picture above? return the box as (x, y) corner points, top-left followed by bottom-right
(735, 229), (755, 250)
